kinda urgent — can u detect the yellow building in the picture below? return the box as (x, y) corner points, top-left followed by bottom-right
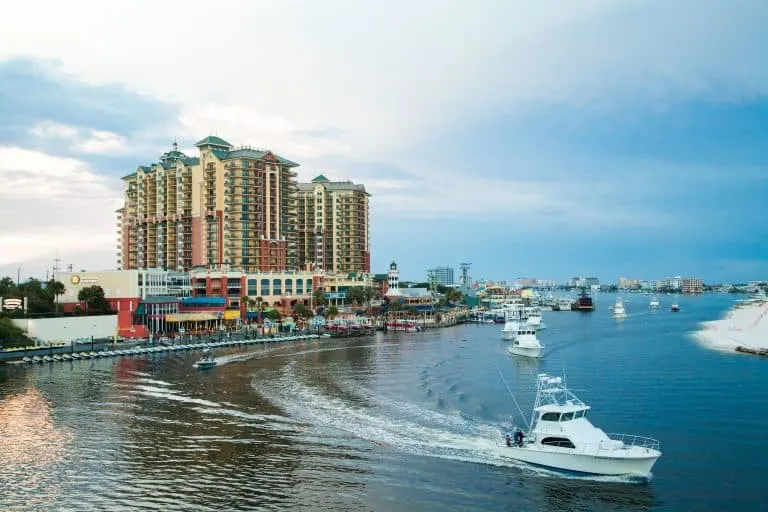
(119, 137), (299, 272)
(296, 175), (370, 273)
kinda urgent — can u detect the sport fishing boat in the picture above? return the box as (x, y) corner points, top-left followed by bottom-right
(649, 296), (660, 309)
(671, 302), (680, 312)
(501, 319), (521, 341)
(612, 297), (627, 319)
(525, 307), (546, 330)
(195, 349), (217, 369)
(506, 327), (543, 358)
(500, 373), (661, 476)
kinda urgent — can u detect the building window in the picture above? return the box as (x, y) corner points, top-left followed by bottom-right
(306, 279), (312, 291)
(285, 279), (293, 295)
(296, 279), (303, 295)
(261, 279), (270, 296)
(248, 279), (257, 296)
(273, 279), (282, 296)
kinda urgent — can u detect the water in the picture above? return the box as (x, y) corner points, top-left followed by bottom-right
(1, 293), (766, 511)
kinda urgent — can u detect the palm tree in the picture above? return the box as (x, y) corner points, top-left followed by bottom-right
(47, 280), (65, 313)
(326, 306), (339, 320)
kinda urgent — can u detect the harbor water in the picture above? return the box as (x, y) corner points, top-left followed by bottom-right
(1, 293), (766, 511)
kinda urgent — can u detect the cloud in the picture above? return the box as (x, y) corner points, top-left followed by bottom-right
(0, 147), (121, 266)
(30, 121), (130, 155)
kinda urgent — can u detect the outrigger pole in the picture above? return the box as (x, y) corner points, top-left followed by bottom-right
(494, 364), (531, 431)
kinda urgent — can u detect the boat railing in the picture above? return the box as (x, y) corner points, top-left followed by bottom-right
(607, 433), (661, 451)
(524, 434), (660, 455)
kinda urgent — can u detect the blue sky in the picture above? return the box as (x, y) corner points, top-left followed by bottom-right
(0, 1), (767, 284)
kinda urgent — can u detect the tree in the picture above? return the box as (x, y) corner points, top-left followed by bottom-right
(406, 306), (418, 317)
(0, 316), (30, 348)
(346, 286), (367, 309)
(313, 288), (327, 308)
(77, 285), (112, 314)
(47, 280), (65, 313)
(265, 309), (282, 322)
(389, 301), (403, 312)
(326, 305), (339, 320)
(293, 303), (311, 320)
(0, 276), (15, 296)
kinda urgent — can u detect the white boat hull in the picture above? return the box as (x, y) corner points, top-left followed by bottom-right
(501, 330), (517, 341)
(498, 444), (659, 476)
(612, 312), (627, 319)
(507, 345), (542, 358)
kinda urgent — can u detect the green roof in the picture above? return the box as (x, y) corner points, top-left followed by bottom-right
(207, 147), (299, 167)
(181, 157), (200, 166)
(373, 274), (388, 280)
(312, 174), (330, 183)
(195, 135), (233, 149)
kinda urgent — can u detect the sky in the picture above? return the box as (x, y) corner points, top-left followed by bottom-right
(0, 0), (767, 284)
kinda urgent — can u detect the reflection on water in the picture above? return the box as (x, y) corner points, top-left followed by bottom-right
(0, 386), (72, 509)
(1, 296), (766, 511)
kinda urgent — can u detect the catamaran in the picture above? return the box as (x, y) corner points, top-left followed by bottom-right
(499, 373), (661, 476)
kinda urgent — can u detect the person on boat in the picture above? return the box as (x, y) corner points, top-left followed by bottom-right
(515, 429), (525, 447)
(505, 434), (512, 447)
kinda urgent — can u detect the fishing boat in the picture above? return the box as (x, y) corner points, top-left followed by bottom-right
(500, 373), (661, 476)
(671, 302), (680, 312)
(501, 319), (521, 341)
(649, 296), (660, 309)
(195, 349), (217, 369)
(506, 327), (543, 358)
(612, 297), (627, 319)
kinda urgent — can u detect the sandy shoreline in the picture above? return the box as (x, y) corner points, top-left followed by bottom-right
(694, 300), (768, 353)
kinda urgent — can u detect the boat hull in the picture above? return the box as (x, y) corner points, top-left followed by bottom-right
(196, 361), (217, 369)
(498, 445), (659, 476)
(507, 345), (542, 358)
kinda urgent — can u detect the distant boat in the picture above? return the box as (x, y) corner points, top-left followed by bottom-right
(572, 289), (595, 312)
(671, 302), (680, 312)
(612, 298), (627, 319)
(649, 297), (660, 309)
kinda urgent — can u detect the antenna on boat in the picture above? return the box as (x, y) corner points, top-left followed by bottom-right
(494, 365), (530, 431)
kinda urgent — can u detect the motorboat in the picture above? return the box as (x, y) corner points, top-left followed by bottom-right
(649, 296), (660, 309)
(501, 319), (521, 341)
(557, 298), (573, 311)
(525, 308), (546, 330)
(671, 302), (680, 312)
(500, 373), (661, 476)
(612, 298), (627, 319)
(506, 327), (543, 358)
(195, 349), (217, 369)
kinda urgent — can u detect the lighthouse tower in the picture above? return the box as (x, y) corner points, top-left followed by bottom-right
(387, 261), (401, 296)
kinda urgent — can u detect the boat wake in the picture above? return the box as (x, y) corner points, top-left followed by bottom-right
(255, 362), (646, 484)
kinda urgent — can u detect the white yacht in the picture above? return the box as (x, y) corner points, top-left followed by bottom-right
(649, 296), (660, 309)
(506, 327), (543, 358)
(500, 374), (661, 476)
(525, 307), (546, 330)
(612, 298), (627, 319)
(501, 319), (521, 341)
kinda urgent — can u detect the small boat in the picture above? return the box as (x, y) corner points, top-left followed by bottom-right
(671, 303), (680, 312)
(649, 297), (660, 309)
(506, 327), (543, 358)
(195, 349), (217, 369)
(612, 298), (627, 319)
(500, 373), (661, 476)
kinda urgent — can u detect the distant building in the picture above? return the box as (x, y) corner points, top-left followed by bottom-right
(429, 266), (455, 286)
(681, 277), (704, 294)
(518, 277), (537, 288)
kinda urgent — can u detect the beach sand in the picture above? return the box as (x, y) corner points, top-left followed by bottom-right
(695, 301), (768, 353)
